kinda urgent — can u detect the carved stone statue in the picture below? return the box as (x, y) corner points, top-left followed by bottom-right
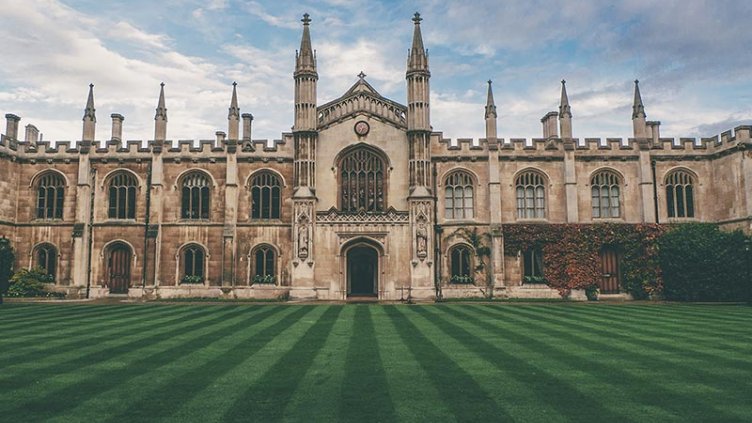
(416, 217), (428, 259)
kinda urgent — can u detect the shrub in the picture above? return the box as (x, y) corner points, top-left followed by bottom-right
(7, 267), (63, 298)
(0, 237), (14, 298)
(181, 275), (204, 284)
(252, 274), (276, 284)
(658, 223), (751, 302)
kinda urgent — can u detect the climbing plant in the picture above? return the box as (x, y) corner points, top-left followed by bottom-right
(0, 237), (15, 304)
(453, 227), (494, 298)
(503, 223), (666, 298)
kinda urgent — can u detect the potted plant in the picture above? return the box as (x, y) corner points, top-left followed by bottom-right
(181, 275), (203, 284)
(585, 284), (600, 301)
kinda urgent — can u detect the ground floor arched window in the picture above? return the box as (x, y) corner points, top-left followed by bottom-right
(252, 245), (276, 284)
(181, 244), (205, 284)
(449, 245), (473, 284)
(34, 243), (57, 282)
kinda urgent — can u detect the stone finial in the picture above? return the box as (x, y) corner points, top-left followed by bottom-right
(559, 79), (572, 118)
(632, 79), (646, 119)
(358, 71), (366, 80)
(82, 84), (96, 141)
(154, 83), (167, 141)
(485, 80), (497, 119)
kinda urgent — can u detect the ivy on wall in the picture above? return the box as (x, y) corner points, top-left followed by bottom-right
(503, 223), (667, 298)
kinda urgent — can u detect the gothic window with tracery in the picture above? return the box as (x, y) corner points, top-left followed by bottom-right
(181, 172), (210, 220)
(515, 171), (546, 219)
(339, 148), (385, 212)
(181, 244), (205, 284)
(108, 172), (137, 219)
(252, 245), (277, 284)
(36, 172), (65, 220)
(444, 171), (474, 219)
(251, 172), (281, 219)
(34, 243), (57, 282)
(449, 245), (473, 284)
(666, 170), (695, 218)
(591, 170), (621, 218)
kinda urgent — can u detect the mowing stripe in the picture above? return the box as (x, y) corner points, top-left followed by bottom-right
(383, 305), (512, 422)
(336, 306), (399, 423)
(412, 305), (636, 422)
(501, 305), (752, 390)
(626, 304), (752, 325)
(0, 305), (239, 404)
(4, 305), (258, 420)
(49, 305), (298, 423)
(537, 305), (752, 363)
(0, 305), (189, 360)
(161, 306), (328, 423)
(282, 305), (356, 421)
(459, 305), (748, 422)
(0, 304), (133, 328)
(369, 306), (451, 422)
(219, 306), (344, 422)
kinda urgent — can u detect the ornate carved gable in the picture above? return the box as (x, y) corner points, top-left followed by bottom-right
(317, 75), (407, 131)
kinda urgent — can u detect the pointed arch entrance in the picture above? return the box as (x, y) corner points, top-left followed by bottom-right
(343, 238), (383, 297)
(106, 242), (132, 294)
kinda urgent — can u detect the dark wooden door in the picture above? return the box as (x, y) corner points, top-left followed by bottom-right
(108, 245), (131, 294)
(599, 247), (620, 294)
(348, 247), (377, 296)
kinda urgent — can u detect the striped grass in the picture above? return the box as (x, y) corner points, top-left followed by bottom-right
(0, 303), (750, 422)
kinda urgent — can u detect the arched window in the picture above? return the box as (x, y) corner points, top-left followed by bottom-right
(515, 171), (546, 219)
(34, 243), (57, 282)
(251, 172), (281, 219)
(591, 170), (621, 218)
(181, 172), (210, 220)
(449, 245), (473, 284)
(108, 172), (137, 219)
(444, 171), (474, 219)
(666, 170), (695, 218)
(181, 244), (205, 284)
(36, 172), (65, 219)
(339, 148), (385, 212)
(523, 247), (544, 284)
(252, 245), (277, 284)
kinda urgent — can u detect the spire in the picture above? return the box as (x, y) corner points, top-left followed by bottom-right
(155, 82), (167, 121)
(83, 83), (96, 122)
(295, 13), (316, 74)
(82, 84), (96, 141)
(229, 81), (239, 119)
(408, 12), (428, 72)
(228, 82), (240, 140)
(485, 80), (497, 119)
(154, 83), (167, 141)
(632, 79), (645, 119)
(559, 79), (571, 118)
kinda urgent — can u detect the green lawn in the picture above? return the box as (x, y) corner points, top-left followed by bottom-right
(0, 303), (750, 422)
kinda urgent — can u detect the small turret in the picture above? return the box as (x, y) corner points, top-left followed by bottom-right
(293, 13), (318, 132)
(559, 79), (572, 139)
(632, 80), (647, 139)
(154, 83), (167, 141)
(406, 12), (430, 132)
(485, 80), (498, 143)
(228, 82), (240, 140)
(82, 84), (96, 142)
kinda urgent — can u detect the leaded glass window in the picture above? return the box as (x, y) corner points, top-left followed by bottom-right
(444, 171), (474, 219)
(515, 171), (546, 219)
(251, 172), (281, 219)
(181, 172), (210, 220)
(108, 172), (137, 219)
(340, 148), (385, 212)
(666, 170), (695, 218)
(36, 172), (64, 219)
(591, 170), (621, 218)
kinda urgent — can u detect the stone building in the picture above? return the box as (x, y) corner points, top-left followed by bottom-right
(1, 13), (750, 300)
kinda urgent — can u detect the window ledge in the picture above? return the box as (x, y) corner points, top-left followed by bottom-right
(591, 217), (624, 222)
(666, 217), (697, 222)
(516, 218), (549, 223)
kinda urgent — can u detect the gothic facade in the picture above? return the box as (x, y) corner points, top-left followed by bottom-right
(1, 14), (750, 300)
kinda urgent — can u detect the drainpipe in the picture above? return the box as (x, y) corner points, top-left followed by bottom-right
(142, 161), (153, 295)
(85, 168), (96, 299)
(432, 161), (442, 300)
(651, 160), (659, 224)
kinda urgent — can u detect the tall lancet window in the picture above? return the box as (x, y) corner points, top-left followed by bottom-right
(515, 171), (546, 219)
(181, 172), (210, 220)
(666, 170), (695, 218)
(339, 147), (386, 213)
(251, 172), (281, 219)
(36, 172), (65, 220)
(591, 170), (621, 219)
(444, 171), (474, 219)
(108, 172), (137, 219)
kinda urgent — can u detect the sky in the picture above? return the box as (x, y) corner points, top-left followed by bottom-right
(1, 0), (751, 143)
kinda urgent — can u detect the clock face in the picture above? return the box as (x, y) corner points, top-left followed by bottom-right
(354, 121), (370, 136)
